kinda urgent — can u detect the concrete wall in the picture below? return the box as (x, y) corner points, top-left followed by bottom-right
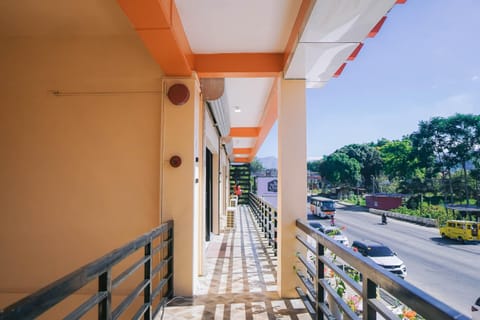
(0, 34), (164, 313)
(369, 209), (438, 227)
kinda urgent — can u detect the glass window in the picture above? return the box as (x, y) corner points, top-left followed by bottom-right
(368, 246), (394, 257)
(321, 201), (335, 210)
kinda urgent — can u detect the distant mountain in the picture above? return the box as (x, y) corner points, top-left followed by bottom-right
(258, 156), (277, 169)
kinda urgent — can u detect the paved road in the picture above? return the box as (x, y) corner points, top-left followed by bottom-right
(307, 204), (479, 317)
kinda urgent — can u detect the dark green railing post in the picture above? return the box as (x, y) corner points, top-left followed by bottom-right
(273, 210), (277, 254)
(364, 278), (377, 320)
(168, 223), (174, 298)
(98, 271), (112, 320)
(144, 241), (152, 320)
(316, 242), (324, 320)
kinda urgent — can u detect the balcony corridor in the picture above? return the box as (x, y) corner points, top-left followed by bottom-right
(159, 205), (309, 320)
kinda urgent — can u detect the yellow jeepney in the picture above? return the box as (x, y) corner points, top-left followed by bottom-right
(439, 220), (479, 242)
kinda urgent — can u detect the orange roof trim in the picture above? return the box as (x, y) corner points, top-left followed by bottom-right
(283, 0), (316, 69)
(347, 43), (364, 61)
(250, 78), (279, 159)
(368, 16), (387, 38)
(333, 63), (347, 78)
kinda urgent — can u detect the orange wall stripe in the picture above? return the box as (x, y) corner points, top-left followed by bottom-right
(347, 43), (364, 61)
(229, 127), (260, 137)
(368, 16), (387, 38)
(117, 0), (194, 76)
(250, 77), (279, 159)
(195, 53), (283, 78)
(283, 0), (316, 70)
(233, 148), (253, 154)
(396, 0), (407, 3)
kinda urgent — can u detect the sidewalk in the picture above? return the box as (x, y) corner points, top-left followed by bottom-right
(159, 205), (309, 320)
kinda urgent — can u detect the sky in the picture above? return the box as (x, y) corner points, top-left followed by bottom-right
(257, 0), (480, 160)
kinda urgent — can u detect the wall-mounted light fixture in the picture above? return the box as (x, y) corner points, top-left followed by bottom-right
(167, 83), (190, 106)
(169, 155), (182, 168)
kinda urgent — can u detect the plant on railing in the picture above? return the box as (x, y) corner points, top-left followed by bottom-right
(393, 307), (426, 320)
(325, 263), (364, 317)
(326, 229), (341, 236)
(334, 276), (346, 297)
(346, 295), (361, 313)
(401, 309), (417, 319)
(345, 265), (361, 283)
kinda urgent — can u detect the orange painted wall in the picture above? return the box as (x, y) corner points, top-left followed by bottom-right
(0, 35), (164, 315)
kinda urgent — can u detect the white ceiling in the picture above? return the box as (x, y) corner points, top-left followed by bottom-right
(175, 0), (302, 53)
(175, 0), (400, 162)
(225, 78), (274, 127)
(0, 0), (401, 162)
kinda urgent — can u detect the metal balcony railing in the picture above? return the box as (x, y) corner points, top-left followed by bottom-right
(249, 193), (277, 254)
(0, 221), (174, 320)
(295, 219), (470, 320)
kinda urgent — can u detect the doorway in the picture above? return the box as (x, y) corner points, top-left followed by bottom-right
(205, 148), (213, 241)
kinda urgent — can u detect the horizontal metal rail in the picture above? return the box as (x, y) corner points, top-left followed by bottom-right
(0, 220), (174, 320)
(295, 218), (469, 320)
(249, 193), (278, 254)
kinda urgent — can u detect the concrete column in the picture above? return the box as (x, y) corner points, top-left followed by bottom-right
(161, 76), (201, 296)
(277, 79), (307, 297)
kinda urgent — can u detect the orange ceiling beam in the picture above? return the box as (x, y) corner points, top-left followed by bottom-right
(250, 77), (279, 160)
(283, 0), (316, 71)
(117, 0), (194, 76)
(229, 127), (260, 138)
(233, 158), (250, 163)
(233, 148), (253, 155)
(195, 53), (284, 78)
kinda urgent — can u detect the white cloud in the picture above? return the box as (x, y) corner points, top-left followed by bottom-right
(472, 75), (479, 81)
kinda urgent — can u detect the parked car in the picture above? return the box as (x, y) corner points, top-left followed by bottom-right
(323, 226), (350, 246)
(309, 222), (324, 232)
(473, 296), (480, 320)
(308, 223), (349, 246)
(351, 240), (407, 278)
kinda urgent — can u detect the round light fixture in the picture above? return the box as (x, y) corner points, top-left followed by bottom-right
(167, 83), (190, 106)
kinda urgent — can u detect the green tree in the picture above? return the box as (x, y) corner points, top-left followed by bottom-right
(250, 157), (265, 174)
(307, 160), (322, 173)
(338, 144), (383, 191)
(445, 114), (480, 205)
(379, 138), (414, 181)
(410, 114), (480, 204)
(318, 152), (361, 187)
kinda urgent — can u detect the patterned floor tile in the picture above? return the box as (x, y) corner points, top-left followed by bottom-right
(158, 205), (308, 320)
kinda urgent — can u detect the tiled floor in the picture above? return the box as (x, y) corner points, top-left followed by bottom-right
(158, 205), (309, 320)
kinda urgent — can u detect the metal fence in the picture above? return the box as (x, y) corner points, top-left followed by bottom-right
(249, 193), (278, 254)
(295, 219), (469, 320)
(0, 221), (174, 320)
